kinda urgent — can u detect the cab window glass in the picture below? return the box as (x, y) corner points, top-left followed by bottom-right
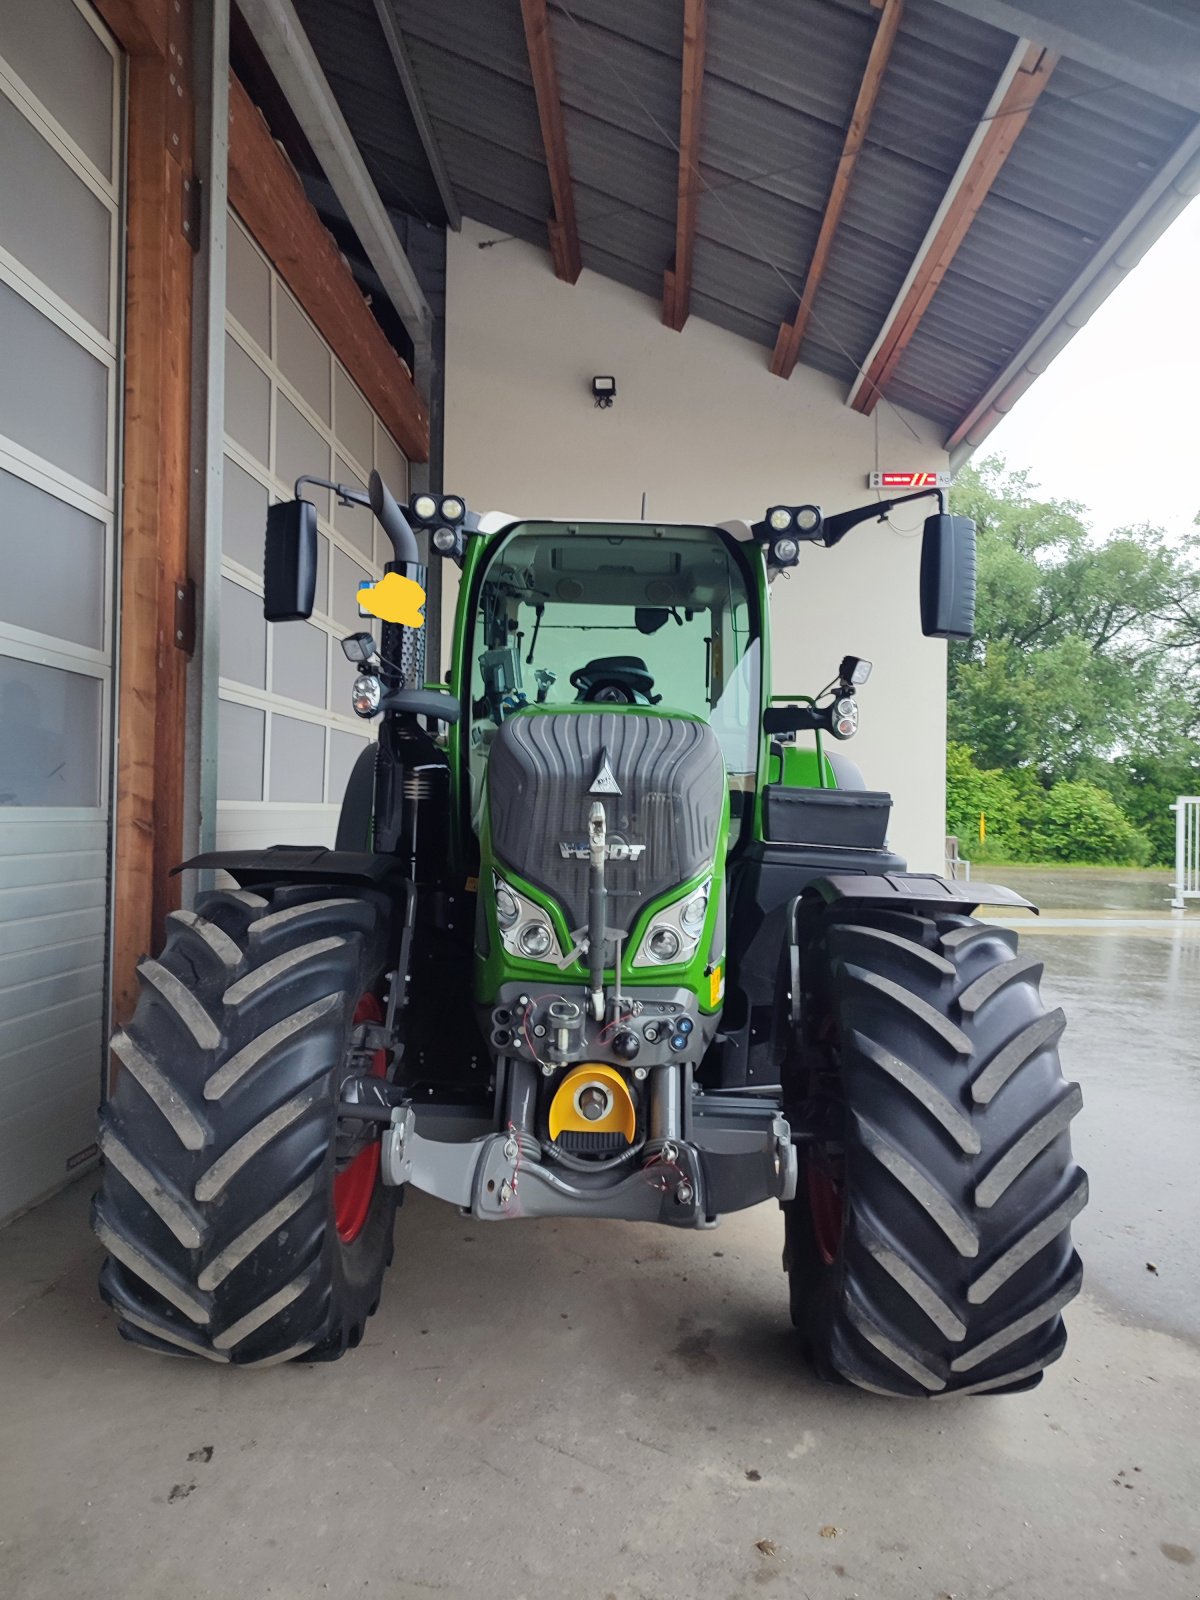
(466, 524), (761, 831)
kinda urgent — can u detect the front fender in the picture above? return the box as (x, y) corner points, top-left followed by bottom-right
(803, 871), (1037, 916)
(174, 844), (412, 896)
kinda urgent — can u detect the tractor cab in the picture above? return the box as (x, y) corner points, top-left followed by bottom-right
(457, 521), (764, 844)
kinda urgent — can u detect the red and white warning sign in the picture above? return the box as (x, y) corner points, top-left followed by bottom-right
(868, 471), (953, 490)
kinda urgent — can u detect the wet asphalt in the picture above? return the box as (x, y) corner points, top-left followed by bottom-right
(1, 878), (1197, 1600)
(1018, 920), (1200, 1345)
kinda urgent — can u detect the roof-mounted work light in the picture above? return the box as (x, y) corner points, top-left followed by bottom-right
(753, 504), (823, 567)
(408, 493), (467, 527)
(408, 493), (470, 562)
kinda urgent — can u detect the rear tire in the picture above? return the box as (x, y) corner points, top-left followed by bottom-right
(784, 909), (1086, 1397)
(94, 885), (399, 1366)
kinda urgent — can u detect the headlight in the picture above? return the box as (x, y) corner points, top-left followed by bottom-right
(680, 885), (709, 935)
(633, 877), (712, 968)
(647, 926), (682, 963)
(440, 495), (465, 523)
(767, 506), (793, 532)
(517, 921), (553, 958)
(432, 526), (459, 554)
(495, 883), (519, 929)
(771, 536), (800, 565)
(492, 874), (560, 962)
(412, 493), (438, 522)
(351, 674), (381, 717)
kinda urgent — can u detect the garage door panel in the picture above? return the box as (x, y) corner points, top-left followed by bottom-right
(0, 89), (112, 337)
(0, 906), (106, 960)
(218, 215), (407, 851)
(0, 656), (104, 809)
(0, 964), (106, 1040)
(0, 1019), (102, 1094)
(0, 0), (115, 181)
(0, 846), (106, 892)
(0, 990), (103, 1063)
(0, 0), (117, 1224)
(0, 278), (110, 493)
(0, 933), (105, 991)
(0, 466), (108, 652)
(0, 1065), (100, 1219)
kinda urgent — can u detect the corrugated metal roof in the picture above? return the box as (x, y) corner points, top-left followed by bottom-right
(889, 42), (1197, 422)
(284, 0), (1200, 442)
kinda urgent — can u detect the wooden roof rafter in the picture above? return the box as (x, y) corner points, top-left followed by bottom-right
(848, 38), (1059, 415)
(663, 0), (708, 332)
(520, 0), (582, 283)
(770, 0), (905, 379)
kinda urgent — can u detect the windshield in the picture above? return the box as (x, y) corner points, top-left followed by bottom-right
(466, 522), (762, 833)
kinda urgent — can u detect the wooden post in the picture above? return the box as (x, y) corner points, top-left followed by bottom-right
(95, 0), (196, 1024)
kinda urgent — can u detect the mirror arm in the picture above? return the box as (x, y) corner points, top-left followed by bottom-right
(821, 486), (945, 547)
(294, 474), (371, 510)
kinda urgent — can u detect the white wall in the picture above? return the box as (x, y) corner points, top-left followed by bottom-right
(443, 219), (950, 870)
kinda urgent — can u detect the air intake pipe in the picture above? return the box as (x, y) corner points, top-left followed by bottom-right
(369, 470), (427, 692)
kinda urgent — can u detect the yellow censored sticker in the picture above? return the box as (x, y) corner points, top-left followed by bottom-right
(708, 963), (724, 1008)
(356, 572), (427, 627)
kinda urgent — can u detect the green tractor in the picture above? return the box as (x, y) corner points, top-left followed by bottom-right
(95, 474), (1086, 1394)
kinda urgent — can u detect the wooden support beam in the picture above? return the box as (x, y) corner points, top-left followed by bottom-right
(93, 0), (168, 59)
(663, 0), (707, 332)
(98, 0), (195, 1024)
(849, 40), (1058, 415)
(239, 0), (434, 360)
(770, 0), (903, 377)
(227, 73), (430, 462)
(520, 0), (582, 283)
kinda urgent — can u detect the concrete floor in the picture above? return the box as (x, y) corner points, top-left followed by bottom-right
(2, 916), (1199, 1600)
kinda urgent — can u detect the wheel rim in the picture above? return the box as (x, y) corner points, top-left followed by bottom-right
(334, 992), (386, 1244)
(807, 1157), (844, 1267)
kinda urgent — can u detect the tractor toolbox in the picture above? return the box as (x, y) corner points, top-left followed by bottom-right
(761, 783), (892, 849)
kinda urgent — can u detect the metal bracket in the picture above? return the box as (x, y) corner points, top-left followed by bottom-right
(174, 578), (196, 654)
(380, 1104), (416, 1188)
(181, 174), (202, 251)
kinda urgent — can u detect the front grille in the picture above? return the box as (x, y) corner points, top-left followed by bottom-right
(487, 711), (725, 934)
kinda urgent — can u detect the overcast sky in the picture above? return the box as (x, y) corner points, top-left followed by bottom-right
(983, 197), (1200, 544)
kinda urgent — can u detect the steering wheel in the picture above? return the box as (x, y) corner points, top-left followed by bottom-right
(570, 656), (660, 705)
(581, 680), (636, 705)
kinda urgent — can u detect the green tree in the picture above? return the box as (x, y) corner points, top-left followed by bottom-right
(945, 459), (1200, 865)
(1027, 780), (1151, 866)
(948, 460), (1199, 780)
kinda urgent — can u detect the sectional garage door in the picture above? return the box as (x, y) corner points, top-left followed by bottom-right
(0, 0), (122, 1220)
(217, 212), (409, 850)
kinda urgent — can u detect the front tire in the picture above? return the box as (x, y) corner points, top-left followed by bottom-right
(785, 909), (1086, 1397)
(95, 885), (399, 1366)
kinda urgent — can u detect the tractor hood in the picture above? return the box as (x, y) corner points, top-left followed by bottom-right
(487, 708), (725, 939)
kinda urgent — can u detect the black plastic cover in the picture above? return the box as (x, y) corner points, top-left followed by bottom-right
(920, 513), (976, 639)
(762, 786), (891, 849)
(807, 871), (1036, 913)
(263, 499), (318, 621)
(487, 711), (725, 933)
(174, 845), (411, 892)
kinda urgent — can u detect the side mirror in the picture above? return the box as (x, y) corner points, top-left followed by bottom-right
(264, 499), (318, 621)
(920, 513), (976, 639)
